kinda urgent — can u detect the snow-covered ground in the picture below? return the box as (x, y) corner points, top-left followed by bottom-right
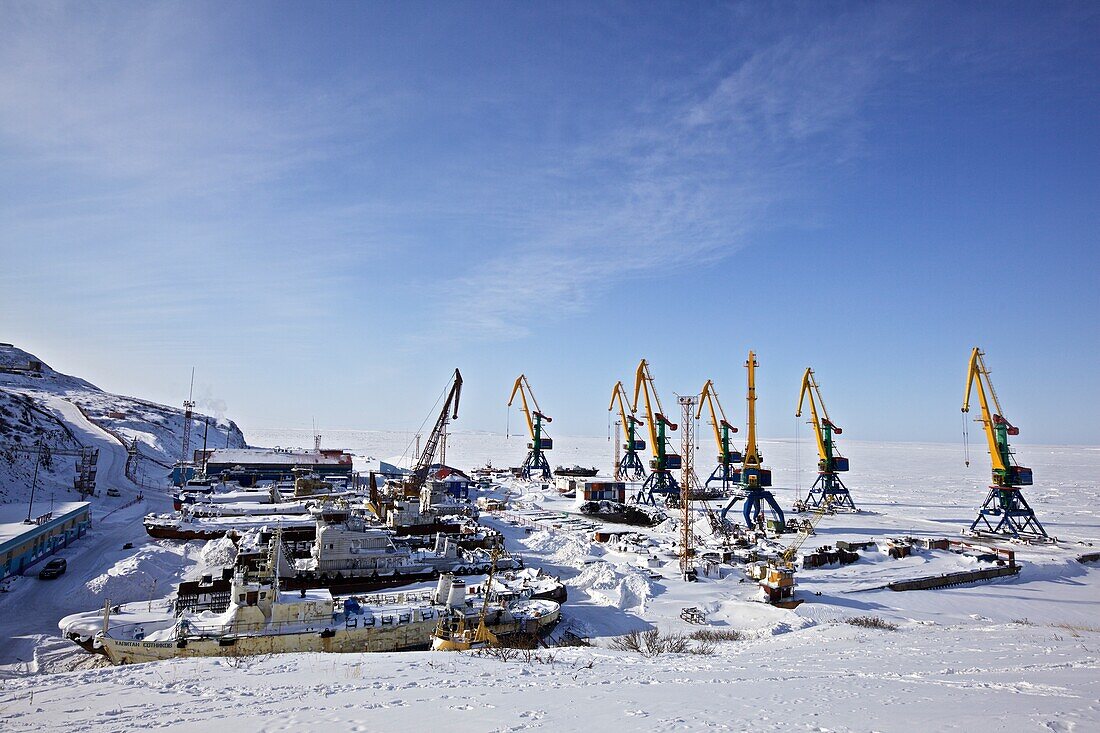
(1, 427), (1097, 731)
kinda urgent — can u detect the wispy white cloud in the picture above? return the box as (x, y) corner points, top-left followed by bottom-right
(419, 6), (912, 345)
(0, 3), (393, 347)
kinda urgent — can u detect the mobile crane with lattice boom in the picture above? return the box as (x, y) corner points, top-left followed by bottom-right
(508, 374), (553, 481)
(720, 351), (785, 531)
(406, 369), (462, 497)
(796, 368), (857, 511)
(609, 380), (647, 481)
(962, 348), (1048, 540)
(696, 379), (742, 488)
(631, 359), (681, 504)
(753, 495), (833, 607)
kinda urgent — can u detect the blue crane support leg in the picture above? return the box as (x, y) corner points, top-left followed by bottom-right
(705, 463), (740, 488)
(805, 472), (856, 511)
(634, 470), (679, 505)
(969, 487), (1048, 539)
(519, 450), (552, 481)
(719, 489), (784, 530)
(617, 451), (647, 481)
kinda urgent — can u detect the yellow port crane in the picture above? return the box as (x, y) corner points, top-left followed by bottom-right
(609, 380), (647, 481)
(719, 351), (785, 531)
(508, 374), (553, 480)
(696, 380), (742, 488)
(962, 348), (1047, 539)
(632, 359), (681, 504)
(795, 368), (856, 511)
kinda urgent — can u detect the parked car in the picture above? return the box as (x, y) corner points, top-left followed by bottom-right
(106, 487), (121, 497)
(38, 558), (67, 579)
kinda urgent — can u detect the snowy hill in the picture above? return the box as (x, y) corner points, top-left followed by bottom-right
(0, 343), (246, 503)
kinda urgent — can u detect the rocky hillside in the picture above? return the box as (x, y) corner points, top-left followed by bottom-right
(0, 343), (247, 503)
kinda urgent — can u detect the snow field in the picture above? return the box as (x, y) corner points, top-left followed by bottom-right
(1, 427), (1096, 730)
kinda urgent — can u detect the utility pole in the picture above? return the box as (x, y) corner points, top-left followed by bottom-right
(678, 395), (698, 580)
(179, 368), (195, 486)
(201, 418), (210, 478)
(25, 441), (43, 523)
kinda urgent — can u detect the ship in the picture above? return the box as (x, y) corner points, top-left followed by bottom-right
(429, 545), (560, 651)
(554, 465), (600, 477)
(59, 535), (559, 665)
(276, 506), (525, 593)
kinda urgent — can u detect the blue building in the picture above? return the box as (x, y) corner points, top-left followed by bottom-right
(1, 501), (91, 579)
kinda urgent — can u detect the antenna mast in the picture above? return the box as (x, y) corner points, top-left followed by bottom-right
(179, 368), (196, 486)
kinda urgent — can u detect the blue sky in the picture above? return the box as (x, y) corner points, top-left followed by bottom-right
(2, 2), (1098, 445)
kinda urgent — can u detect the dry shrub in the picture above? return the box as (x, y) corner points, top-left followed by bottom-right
(845, 615), (899, 631)
(609, 628), (700, 656)
(689, 628), (743, 643)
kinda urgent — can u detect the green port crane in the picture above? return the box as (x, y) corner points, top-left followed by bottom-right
(796, 368), (856, 511)
(696, 380), (742, 488)
(631, 359), (681, 504)
(609, 380), (647, 481)
(962, 348), (1047, 539)
(508, 374), (553, 480)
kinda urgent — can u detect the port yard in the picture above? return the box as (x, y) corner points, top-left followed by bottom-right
(0, 348), (1096, 733)
(1, 426), (1096, 731)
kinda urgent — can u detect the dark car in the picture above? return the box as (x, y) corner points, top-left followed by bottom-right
(38, 558), (67, 579)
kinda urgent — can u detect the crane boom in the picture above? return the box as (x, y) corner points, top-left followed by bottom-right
(697, 380), (737, 454)
(962, 348), (1009, 475)
(796, 368), (847, 472)
(509, 374), (552, 439)
(409, 369), (462, 496)
(632, 359), (676, 451)
(610, 380), (647, 480)
(743, 352), (762, 469)
(780, 496), (832, 565)
(796, 368), (827, 463)
(609, 381), (643, 435)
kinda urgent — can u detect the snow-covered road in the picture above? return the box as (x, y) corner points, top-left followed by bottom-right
(0, 394), (182, 675)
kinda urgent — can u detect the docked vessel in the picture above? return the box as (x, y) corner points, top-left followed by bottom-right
(60, 539), (559, 664)
(430, 547), (557, 651)
(555, 465), (600, 477)
(278, 506), (523, 593)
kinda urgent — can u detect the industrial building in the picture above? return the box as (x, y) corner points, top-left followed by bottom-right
(196, 447), (354, 486)
(1, 501), (91, 579)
